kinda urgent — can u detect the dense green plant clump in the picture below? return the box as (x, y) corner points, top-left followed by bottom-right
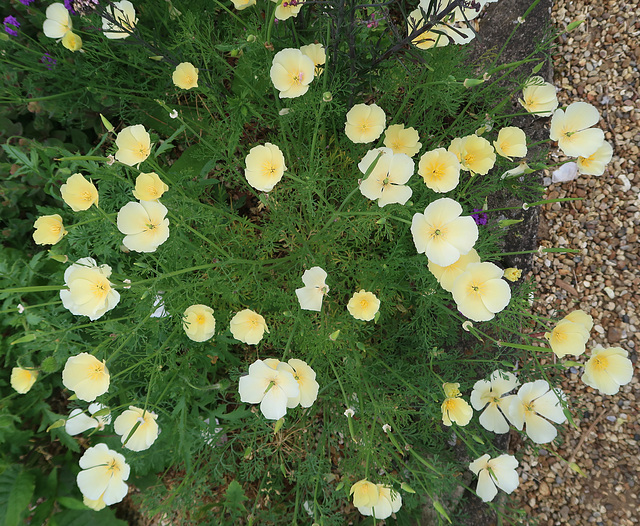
(0, 0), (630, 524)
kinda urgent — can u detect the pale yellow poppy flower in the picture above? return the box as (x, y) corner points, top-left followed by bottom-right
(344, 103), (386, 144)
(272, 0), (303, 20)
(77, 444), (129, 505)
(270, 48), (315, 99)
(172, 62), (199, 90)
(428, 248), (480, 292)
(61, 31), (82, 52)
(116, 200), (170, 253)
(544, 310), (592, 358)
(411, 197), (478, 267)
(300, 43), (326, 76)
(503, 267), (522, 282)
(114, 406), (160, 451)
(494, 127), (527, 160)
(230, 309), (269, 345)
(60, 173), (99, 212)
(418, 148), (461, 193)
(132, 172), (168, 201)
(350, 479), (380, 508)
(183, 304), (216, 342)
(102, 0), (137, 40)
(357, 484), (402, 519)
(11, 367), (38, 394)
(358, 147), (414, 207)
(43, 3), (72, 39)
(383, 124), (422, 157)
(581, 346), (633, 395)
(549, 102), (604, 158)
(508, 380), (566, 444)
(295, 266), (329, 311)
(347, 290), (380, 321)
(448, 135), (496, 175)
(60, 257), (120, 320)
(470, 370), (519, 434)
(577, 140), (613, 176)
(231, 0), (256, 10)
(244, 142), (287, 192)
(441, 382), (473, 426)
(62, 353), (110, 402)
(519, 76), (558, 117)
(83, 495), (107, 511)
(451, 262), (511, 321)
(285, 359), (319, 408)
(115, 124), (151, 167)
(33, 214), (67, 245)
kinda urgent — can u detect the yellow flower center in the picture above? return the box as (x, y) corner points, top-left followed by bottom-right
(82, 191), (93, 202)
(359, 299), (369, 309)
(196, 314), (206, 324)
(262, 161), (277, 177)
(524, 402), (535, 413)
(145, 222), (157, 231)
(467, 281), (484, 296)
(592, 356), (609, 371)
(148, 186), (158, 196)
(92, 279), (110, 298)
(291, 71), (303, 85)
(88, 362), (105, 381)
(107, 459), (121, 474)
(51, 224), (61, 233)
(430, 163), (445, 180)
(359, 119), (370, 131)
(185, 75), (194, 85)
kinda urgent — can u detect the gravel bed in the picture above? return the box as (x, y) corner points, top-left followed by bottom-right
(511, 0), (639, 524)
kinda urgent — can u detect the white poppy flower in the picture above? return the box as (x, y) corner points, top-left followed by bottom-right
(470, 370), (519, 433)
(43, 3), (72, 39)
(508, 380), (567, 444)
(114, 406), (160, 451)
(295, 267), (329, 311)
(117, 200), (170, 253)
(469, 454), (519, 502)
(549, 102), (605, 158)
(238, 359), (300, 420)
(357, 484), (402, 519)
(77, 444), (129, 506)
(65, 403), (111, 435)
(358, 147), (414, 207)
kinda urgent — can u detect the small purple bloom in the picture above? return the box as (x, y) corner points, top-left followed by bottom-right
(471, 208), (488, 226)
(3, 15), (20, 37)
(19, 0), (36, 5)
(64, 0), (76, 14)
(40, 53), (57, 70)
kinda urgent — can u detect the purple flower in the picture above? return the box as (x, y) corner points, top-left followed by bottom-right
(3, 15), (20, 37)
(19, 0), (36, 5)
(64, 0), (76, 14)
(40, 53), (57, 70)
(471, 208), (488, 226)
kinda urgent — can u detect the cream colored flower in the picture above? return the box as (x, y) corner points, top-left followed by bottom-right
(408, 9), (474, 49)
(544, 310), (592, 358)
(577, 140), (613, 176)
(411, 198), (478, 267)
(508, 380), (567, 444)
(470, 370), (518, 434)
(115, 124), (151, 167)
(549, 102), (604, 158)
(114, 406), (160, 451)
(448, 135), (496, 175)
(11, 367), (38, 394)
(469, 454), (519, 502)
(270, 48), (315, 99)
(494, 127), (527, 160)
(350, 479), (379, 508)
(77, 444), (129, 506)
(357, 484), (402, 519)
(295, 266), (329, 311)
(272, 0), (303, 21)
(183, 304), (216, 342)
(60, 173), (99, 212)
(117, 200), (170, 253)
(244, 142), (287, 192)
(285, 359), (319, 408)
(238, 359), (300, 420)
(62, 353), (110, 402)
(501, 161), (531, 179)
(231, 0), (256, 10)
(428, 248), (480, 292)
(61, 31), (82, 52)
(43, 3), (72, 39)
(358, 147), (414, 207)
(418, 148), (461, 193)
(503, 267), (522, 282)
(60, 257), (120, 320)
(33, 214), (67, 245)
(300, 43), (325, 76)
(230, 309), (269, 345)
(172, 62), (198, 90)
(344, 103), (386, 144)
(132, 172), (168, 201)
(441, 382), (473, 426)
(451, 262), (511, 321)
(65, 403), (111, 436)
(581, 346), (633, 395)
(102, 0), (137, 40)
(383, 124), (422, 157)
(347, 290), (380, 321)
(519, 76), (558, 117)
(83, 495), (106, 511)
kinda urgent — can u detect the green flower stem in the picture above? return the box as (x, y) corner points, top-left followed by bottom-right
(280, 316), (299, 362)
(495, 341), (551, 352)
(526, 197), (582, 207)
(484, 247), (580, 257)
(10, 88), (86, 103)
(265, 1), (279, 45)
(374, 357), (436, 404)
(454, 428), (481, 457)
(0, 285), (65, 294)
(142, 327), (179, 413)
(392, 427), (441, 475)
(95, 204), (118, 229)
(0, 300), (61, 314)
(328, 358), (358, 443)
(490, 0), (544, 68)
(212, 0), (249, 28)
(167, 210), (231, 258)
(66, 215), (115, 230)
(106, 311), (154, 367)
(151, 102), (220, 154)
(55, 155), (109, 162)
